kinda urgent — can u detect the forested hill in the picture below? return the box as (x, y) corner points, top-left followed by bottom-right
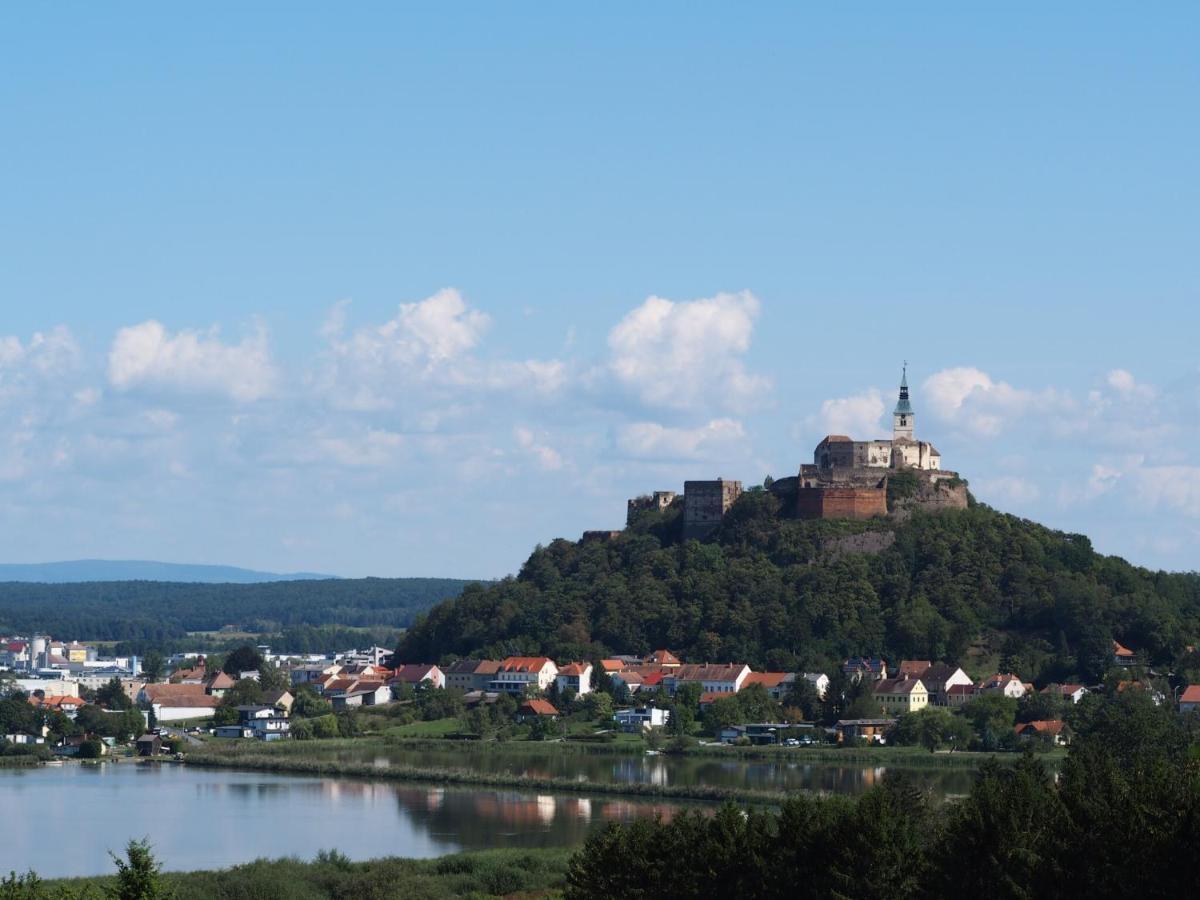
(0, 577), (473, 643)
(398, 491), (1200, 684)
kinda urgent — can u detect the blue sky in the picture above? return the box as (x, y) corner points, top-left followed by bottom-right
(2, 4), (1198, 577)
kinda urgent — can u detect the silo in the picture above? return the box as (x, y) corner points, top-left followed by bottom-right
(30, 636), (47, 670)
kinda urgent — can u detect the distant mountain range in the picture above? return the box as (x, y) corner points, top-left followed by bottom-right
(0, 560), (336, 584)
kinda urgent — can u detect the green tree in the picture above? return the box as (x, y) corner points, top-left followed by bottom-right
(106, 839), (173, 900)
(962, 694), (1018, 748)
(222, 646), (263, 677)
(96, 678), (133, 711)
(77, 738), (104, 759)
(140, 652), (164, 684)
(582, 691), (613, 722)
(255, 660), (288, 693)
(890, 707), (972, 751)
(218, 678), (263, 710)
(290, 684), (332, 720)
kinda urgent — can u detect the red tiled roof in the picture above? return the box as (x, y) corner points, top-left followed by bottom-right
(898, 660), (932, 678)
(445, 659), (501, 675)
(698, 692), (724, 705)
(946, 684), (976, 695)
(1018, 720), (1066, 736)
(519, 699), (559, 716)
(744, 672), (788, 689)
(670, 664), (748, 682)
(557, 662), (591, 677)
(144, 686), (208, 710)
(599, 660), (625, 673)
(1113, 640), (1135, 658)
(1179, 685), (1200, 704)
(1041, 683), (1084, 696)
(499, 657), (554, 673)
(391, 664), (440, 683)
(646, 650), (681, 665)
(874, 677), (925, 696)
(143, 684), (219, 708)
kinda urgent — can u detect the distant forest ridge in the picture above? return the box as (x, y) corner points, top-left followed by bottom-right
(0, 559), (335, 583)
(0, 577), (475, 643)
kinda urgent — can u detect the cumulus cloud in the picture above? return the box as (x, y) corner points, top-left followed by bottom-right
(922, 366), (1070, 436)
(301, 428), (405, 468)
(811, 389), (886, 439)
(0, 326), (82, 402)
(607, 292), (770, 412)
(108, 320), (276, 402)
(973, 475), (1041, 506)
(615, 418), (746, 460)
(317, 290), (562, 411)
(514, 426), (564, 471)
(1133, 465), (1200, 517)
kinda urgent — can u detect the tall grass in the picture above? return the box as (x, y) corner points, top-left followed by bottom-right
(43, 847), (572, 900)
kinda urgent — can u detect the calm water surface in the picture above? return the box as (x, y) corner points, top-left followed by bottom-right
(328, 744), (981, 797)
(0, 762), (680, 878)
(1, 752), (984, 878)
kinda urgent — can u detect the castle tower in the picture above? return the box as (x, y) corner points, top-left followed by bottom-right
(893, 365), (914, 441)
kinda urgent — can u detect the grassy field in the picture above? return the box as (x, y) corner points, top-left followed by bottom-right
(41, 847), (572, 899)
(378, 716), (464, 738)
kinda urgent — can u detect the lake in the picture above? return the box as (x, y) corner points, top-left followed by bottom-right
(0, 762), (683, 878)
(321, 742), (982, 797)
(0, 751), (984, 878)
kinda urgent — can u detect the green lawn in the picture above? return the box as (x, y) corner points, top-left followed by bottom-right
(381, 717), (464, 738)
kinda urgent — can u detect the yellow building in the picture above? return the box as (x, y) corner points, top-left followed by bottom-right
(66, 642), (89, 663)
(873, 677), (929, 714)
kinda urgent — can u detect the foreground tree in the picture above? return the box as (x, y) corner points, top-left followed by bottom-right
(107, 839), (173, 900)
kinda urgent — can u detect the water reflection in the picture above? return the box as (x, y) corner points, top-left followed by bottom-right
(331, 745), (980, 798)
(0, 750), (985, 880)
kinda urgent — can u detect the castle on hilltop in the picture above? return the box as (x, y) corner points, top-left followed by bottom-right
(613, 367), (967, 542)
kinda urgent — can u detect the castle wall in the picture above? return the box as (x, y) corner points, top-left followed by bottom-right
(683, 479), (742, 539)
(626, 490), (678, 526)
(795, 486), (888, 521)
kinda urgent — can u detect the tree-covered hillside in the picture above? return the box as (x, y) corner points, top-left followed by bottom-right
(399, 492), (1200, 683)
(0, 578), (473, 643)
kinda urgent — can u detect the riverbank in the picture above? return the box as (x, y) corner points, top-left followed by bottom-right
(42, 847), (572, 899)
(184, 743), (792, 805)
(182, 733), (1037, 804)
(319, 731), (1050, 768)
(0, 752), (45, 768)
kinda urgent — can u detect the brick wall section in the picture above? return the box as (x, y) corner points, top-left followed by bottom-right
(795, 486), (888, 520)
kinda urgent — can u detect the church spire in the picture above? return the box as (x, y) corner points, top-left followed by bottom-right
(893, 363), (914, 440)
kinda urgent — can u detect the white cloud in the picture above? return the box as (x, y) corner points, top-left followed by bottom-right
(973, 475), (1041, 506)
(812, 389), (885, 439)
(1133, 465), (1200, 517)
(615, 418), (746, 460)
(514, 426), (564, 471)
(0, 326), (81, 403)
(607, 292), (769, 412)
(922, 366), (1070, 436)
(107, 320), (276, 402)
(317, 290), (562, 412)
(311, 429), (405, 468)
